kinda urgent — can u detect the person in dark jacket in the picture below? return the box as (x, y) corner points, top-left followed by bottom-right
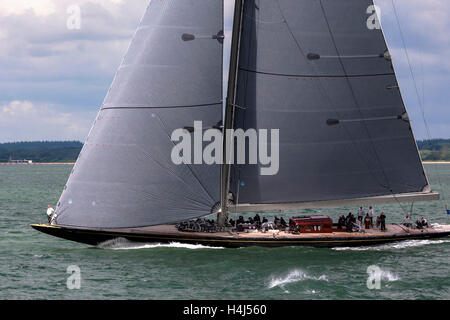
(346, 217), (353, 232)
(254, 214), (261, 228)
(380, 212), (386, 231)
(274, 216), (280, 226)
(280, 217), (287, 228)
(337, 215), (346, 229)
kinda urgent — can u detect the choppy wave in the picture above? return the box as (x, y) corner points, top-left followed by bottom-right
(96, 238), (224, 250)
(268, 269), (328, 293)
(333, 239), (450, 251)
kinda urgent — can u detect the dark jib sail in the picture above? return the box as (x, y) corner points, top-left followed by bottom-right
(230, 0), (435, 210)
(56, 0), (223, 228)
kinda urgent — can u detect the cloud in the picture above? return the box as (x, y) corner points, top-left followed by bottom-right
(0, 0), (150, 127)
(0, 100), (96, 142)
(372, 0), (450, 139)
(0, 0), (449, 142)
(0, 0), (56, 17)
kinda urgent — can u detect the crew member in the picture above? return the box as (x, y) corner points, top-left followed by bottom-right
(46, 205), (55, 223)
(337, 215), (346, 229)
(364, 213), (371, 229)
(346, 216), (353, 232)
(254, 214), (261, 228)
(357, 207), (365, 224)
(347, 212), (355, 224)
(368, 206), (374, 227)
(274, 216), (280, 227)
(420, 217), (429, 228)
(376, 216), (381, 228)
(402, 214), (413, 228)
(279, 217), (287, 229)
(380, 212), (386, 231)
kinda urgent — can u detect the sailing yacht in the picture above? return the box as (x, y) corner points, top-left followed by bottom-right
(32, 0), (450, 247)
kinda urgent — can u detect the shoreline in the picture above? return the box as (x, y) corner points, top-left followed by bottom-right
(422, 161), (450, 164)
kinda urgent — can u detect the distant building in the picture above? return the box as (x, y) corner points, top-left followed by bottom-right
(8, 157), (33, 164)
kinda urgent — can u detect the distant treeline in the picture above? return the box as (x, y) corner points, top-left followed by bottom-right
(417, 139), (450, 161)
(0, 141), (82, 163)
(0, 139), (449, 163)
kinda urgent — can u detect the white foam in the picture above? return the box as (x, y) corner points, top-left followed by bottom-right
(268, 269), (328, 293)
(333, 239), (450, 251)
(380, 270), (400, 282)
(96, 238), (224, 250)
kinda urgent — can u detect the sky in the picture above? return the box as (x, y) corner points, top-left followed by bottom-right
(0, 0), (449, 142)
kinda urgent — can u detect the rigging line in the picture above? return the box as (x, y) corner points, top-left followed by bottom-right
(273, 0), (388, 192)
(391, 0), (447, 206)
(234, 171), (241, 228)
(152, 112), (217, 204)
(318, 0), (409, 214)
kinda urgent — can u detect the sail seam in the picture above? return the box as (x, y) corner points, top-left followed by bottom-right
(239, 67), (395, 78)
(101, 102), (222, 110)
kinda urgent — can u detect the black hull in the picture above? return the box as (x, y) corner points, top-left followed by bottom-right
(31, 224), (450, 248)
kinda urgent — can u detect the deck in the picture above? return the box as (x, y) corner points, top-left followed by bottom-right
(120, 223), (450, 239)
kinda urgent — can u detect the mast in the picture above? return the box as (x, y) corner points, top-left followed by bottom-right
(218, 0), (245, 227)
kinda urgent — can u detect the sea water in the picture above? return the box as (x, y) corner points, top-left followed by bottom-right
(0, 164), (449, 299)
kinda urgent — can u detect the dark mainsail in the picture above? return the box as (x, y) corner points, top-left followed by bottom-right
(56, 0), (223, 228)
(230, 0), (434, 210)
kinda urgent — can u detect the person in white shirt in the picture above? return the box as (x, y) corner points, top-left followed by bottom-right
(402, 214), (413, 228)
(46, 205), (55, 224)
(368, 206), (374, 227)
(357, 207), (365, 225)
